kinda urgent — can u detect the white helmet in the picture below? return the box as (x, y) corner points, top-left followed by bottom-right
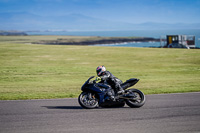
(96, 65), (106, 76)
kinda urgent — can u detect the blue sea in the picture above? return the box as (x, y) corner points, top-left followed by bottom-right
(27, 29), (200, 48)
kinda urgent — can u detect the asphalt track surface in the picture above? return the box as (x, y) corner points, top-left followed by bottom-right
(1, 92), (200, 133)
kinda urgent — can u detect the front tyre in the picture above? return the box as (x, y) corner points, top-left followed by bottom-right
(125, 89), (145, 108)
(78, 92), (99, 109)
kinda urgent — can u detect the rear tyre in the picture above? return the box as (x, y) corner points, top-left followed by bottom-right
(78, 92), (99, 109)
(125, 89), (145, 108)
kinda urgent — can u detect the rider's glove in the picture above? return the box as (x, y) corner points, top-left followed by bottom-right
(96, 77), (101, 81)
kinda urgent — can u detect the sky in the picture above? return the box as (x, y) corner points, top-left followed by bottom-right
(0, 0), (200, 24)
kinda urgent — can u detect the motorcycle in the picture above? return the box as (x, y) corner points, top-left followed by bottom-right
(78, 76), (145, 109)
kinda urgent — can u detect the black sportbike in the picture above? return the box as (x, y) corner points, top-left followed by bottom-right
(78, 76), (145, 109)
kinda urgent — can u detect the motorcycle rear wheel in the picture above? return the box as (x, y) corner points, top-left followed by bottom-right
(125, 89), (145, 108)
(78, 92), (99, 109)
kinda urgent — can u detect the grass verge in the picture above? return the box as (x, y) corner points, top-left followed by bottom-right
(0, 36), (200, 100)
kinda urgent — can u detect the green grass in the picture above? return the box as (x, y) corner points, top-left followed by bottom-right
(0, 36), (200, 100)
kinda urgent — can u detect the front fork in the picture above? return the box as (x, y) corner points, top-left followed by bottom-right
(86, 92), (105, 105)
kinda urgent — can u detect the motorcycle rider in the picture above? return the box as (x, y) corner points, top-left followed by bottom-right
(96, 66), (124, 99)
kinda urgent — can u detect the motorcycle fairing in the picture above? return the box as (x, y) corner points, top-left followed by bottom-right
(121, 78), (139, 90)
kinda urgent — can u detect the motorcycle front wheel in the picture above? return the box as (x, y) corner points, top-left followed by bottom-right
(78, 92), (99, 109)
(125, 89), (145, 108)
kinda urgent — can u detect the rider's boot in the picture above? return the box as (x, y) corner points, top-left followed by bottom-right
(107, 90), (115, 101)
(117, 86), (125, 94)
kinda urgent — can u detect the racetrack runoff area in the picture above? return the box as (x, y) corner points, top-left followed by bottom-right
(0, 36), (200, 100)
